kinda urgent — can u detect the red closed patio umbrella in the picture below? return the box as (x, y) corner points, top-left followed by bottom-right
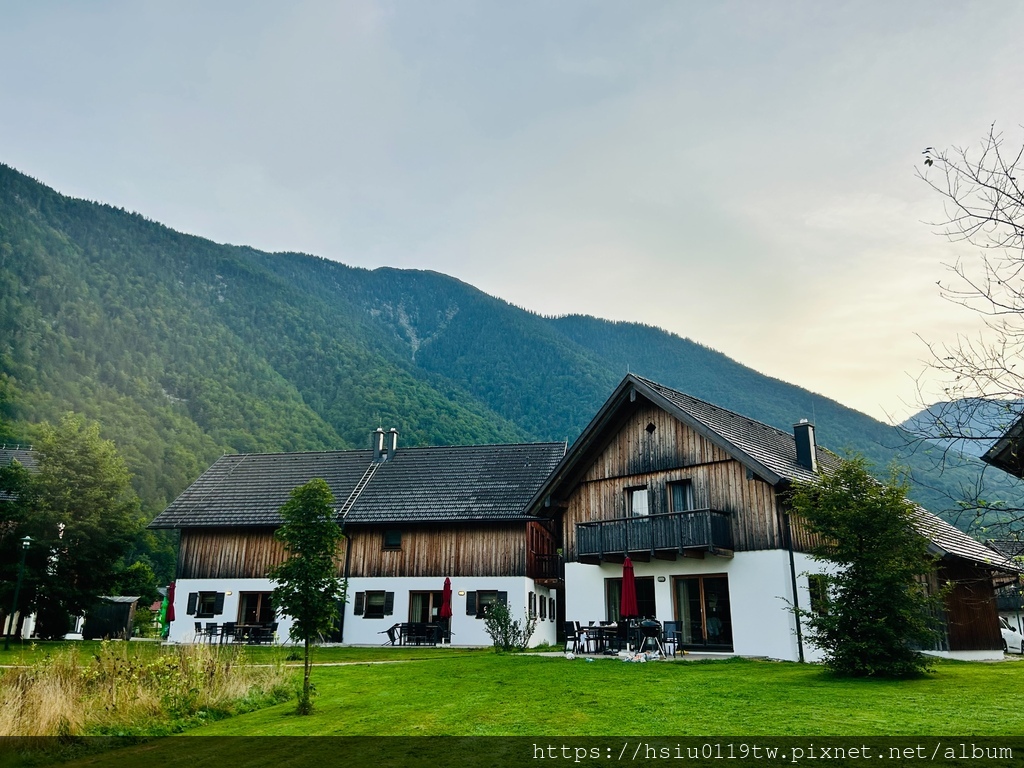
(620, 557), (638, 619)
(440, 577), (453, 642)
(165, 581), (176, 622)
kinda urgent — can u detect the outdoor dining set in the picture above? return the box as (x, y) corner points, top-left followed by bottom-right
(379, 622), (449, 646)
(564, 619), (681, 656)
(194, 621), (278, 645)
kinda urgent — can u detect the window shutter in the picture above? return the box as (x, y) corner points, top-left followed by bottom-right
(384, 592), (395, 616)
(549, 597), (555, 622)
(497, 591), (508, 606)
(466, 591), (477, 616)
(213, 593), (226, 615)
(186, 592), (198, 615)
(354, 592), (365, 616)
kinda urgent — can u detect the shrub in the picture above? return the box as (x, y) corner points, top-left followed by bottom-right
(483, 601), (537, 653)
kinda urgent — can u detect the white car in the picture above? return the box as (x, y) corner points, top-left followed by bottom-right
(1000, 617), (1024, 654)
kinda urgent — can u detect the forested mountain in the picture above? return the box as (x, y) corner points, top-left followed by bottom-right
(1, 162), (1018, 531)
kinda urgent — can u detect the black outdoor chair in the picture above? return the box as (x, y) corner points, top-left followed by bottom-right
(219, 622), (236, 644)
(661, 621), (681, 656)
(563, 621), (583, 653)
(194, 622), (206, 642)
(205, 622), (218, 644)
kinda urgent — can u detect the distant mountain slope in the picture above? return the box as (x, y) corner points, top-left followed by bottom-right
(1, 162), (1019, 530)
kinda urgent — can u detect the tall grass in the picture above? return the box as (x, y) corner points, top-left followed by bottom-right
(0, 642), (290, 736)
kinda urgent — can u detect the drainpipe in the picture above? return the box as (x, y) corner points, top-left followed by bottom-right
(339, 526), (352, 644)
(781, 501), (805, 663)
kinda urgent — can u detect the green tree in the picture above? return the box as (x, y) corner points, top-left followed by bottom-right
(0, 414), (142, 639)
(268, 478), (346, 715)
(789, 456), (942, 678)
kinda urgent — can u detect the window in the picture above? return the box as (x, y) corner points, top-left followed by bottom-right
(465, 590), (507, 618)
(807, 574), (830, 615)
(187, 591), (224, 619)
(674, 575), (733, 650)
(669, 481), (694, 513)
(627, 486), (649, 517)
(383, 529), (402, 550)
(605, 577), (657, 622)
(353, 591), (394, 619)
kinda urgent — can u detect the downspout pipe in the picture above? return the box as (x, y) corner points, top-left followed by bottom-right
(777, 486), (805, 663)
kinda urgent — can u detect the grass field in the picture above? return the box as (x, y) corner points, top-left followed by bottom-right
(2, 643), (1022, 737)
(185, 653), (1023, 737)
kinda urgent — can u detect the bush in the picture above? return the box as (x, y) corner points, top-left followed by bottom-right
(482, 601), (537, 653)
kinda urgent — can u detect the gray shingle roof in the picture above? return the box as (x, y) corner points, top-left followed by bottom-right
(0, 447), (36, 503)
(149, 442), (566, 529)
(635, 376), (839, 484)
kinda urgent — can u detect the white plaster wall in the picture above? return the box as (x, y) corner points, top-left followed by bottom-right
(564, 550), (830, 662)
(169, 576), (558, 647)
(343, 576), (557, 647)
(168, 578), (289, 644)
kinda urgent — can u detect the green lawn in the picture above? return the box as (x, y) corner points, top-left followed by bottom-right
(185, 654), (1023, 737)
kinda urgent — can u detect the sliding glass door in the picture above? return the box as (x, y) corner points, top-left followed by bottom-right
(674, 575), (733, 650)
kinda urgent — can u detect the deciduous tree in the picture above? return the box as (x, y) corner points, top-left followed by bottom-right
(268, 478), (346, 715)
(0, 414), (142, 638)
(790, 456), (942, 678)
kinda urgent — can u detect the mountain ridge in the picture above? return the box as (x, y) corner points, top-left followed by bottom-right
(1, 161), (1018, 531)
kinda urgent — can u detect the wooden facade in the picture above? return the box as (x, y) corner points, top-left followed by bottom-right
(345, 523), (527, 578)
(939, 559), (1003, 651)
(560, 403), (815, 561)
(178, 522), (531, 580)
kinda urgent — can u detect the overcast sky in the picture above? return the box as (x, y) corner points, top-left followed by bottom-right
(3, 1), (1022, 422)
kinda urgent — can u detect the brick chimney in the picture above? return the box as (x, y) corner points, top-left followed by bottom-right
(793, 420), (817, 472)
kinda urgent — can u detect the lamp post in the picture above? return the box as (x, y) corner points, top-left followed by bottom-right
(4, 536), (32, 652)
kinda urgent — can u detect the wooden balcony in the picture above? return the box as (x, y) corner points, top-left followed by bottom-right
(527, 551), (563, 585)
(576, 509), (733, 564)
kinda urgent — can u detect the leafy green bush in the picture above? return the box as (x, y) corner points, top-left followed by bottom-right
(482, 601), (537, 653)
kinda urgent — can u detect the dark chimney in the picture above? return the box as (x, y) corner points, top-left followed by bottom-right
(793, 420), (817, 472)
(371, 427), (386, 462)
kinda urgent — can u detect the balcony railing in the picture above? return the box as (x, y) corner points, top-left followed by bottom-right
(576, 509), (733, 561)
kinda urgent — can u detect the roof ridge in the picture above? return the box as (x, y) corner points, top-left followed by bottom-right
(635, 375), (799, 442)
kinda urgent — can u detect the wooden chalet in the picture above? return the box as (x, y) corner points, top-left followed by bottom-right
(149, 430), (566, 646)
(529, 374), (1021, 660)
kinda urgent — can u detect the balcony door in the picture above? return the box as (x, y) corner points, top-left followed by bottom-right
(673, 575), (733, 650)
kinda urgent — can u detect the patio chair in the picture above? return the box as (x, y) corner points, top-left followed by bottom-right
(194, 622), (206, 642)
(205, 622), (219, 644)
(662, 621), (681, 656)
(574, 622), (598, 653)
(563, 621), (582, 653)
(219, 622), (236, 644)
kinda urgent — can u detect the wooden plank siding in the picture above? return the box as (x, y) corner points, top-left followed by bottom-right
(177, 528), (314, 579)
(939, 559), (1002, 651)
(178, 523), (527, 580)
(345, 523), (526, 578)
(563, 404), (804, 561)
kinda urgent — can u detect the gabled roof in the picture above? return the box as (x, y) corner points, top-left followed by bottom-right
(527, 373), (835, 513)
(149, 442), (566, 529)
(982, 413), (1024, 478)
(528, 374), (1020, 574)
(0, 447), (36, 502)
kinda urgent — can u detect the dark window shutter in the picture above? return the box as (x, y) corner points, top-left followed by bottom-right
(354, 592), (365, 616)
(384, 592), (394, 616)
(497, 591), (508, 606)
(213, 592), (226, 615)
(186, 592), (198, 615)
(466, 591), (477, 616)
(549, 597), (555, 622)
